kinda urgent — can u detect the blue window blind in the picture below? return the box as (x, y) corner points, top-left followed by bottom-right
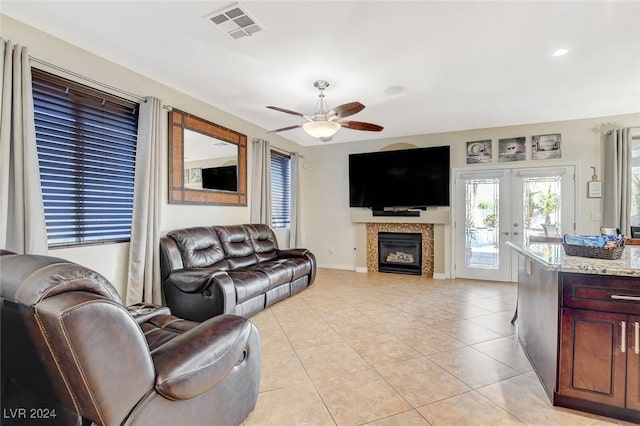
(270, 150), (291, 228)
(31, 68), (139, 247)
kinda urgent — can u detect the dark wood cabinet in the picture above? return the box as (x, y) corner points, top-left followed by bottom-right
(559, 308), (627, 407)
(557, 274), (640, 421)
(513, 245), (640, 423)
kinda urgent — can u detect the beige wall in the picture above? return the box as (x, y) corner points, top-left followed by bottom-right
(302, 113), (640, 276)
(3, 14), (639, 293)
(1, 15), (306, 296)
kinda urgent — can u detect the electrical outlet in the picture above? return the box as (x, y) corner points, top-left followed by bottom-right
(591, 211), (602, 221)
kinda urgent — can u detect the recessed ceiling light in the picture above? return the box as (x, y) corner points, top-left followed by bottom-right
(553, 49), (569, 57)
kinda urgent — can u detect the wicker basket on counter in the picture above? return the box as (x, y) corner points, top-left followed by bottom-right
(562, 242), (625, 260)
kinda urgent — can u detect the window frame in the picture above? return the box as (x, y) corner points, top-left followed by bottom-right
(270, 150), (291, 229)
(31, 68), (140, 248)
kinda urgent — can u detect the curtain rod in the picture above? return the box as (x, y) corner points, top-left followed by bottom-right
(29, 56), (148, 103)
(253, 139), (304, 159)
(603, 125), (640, 135)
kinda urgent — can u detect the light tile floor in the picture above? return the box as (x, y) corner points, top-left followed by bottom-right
(242, 269), (637, 426)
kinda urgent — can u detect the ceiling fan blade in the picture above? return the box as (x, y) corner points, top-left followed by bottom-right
(266, 106), (305, 118)
(338, 120), (384, 132)
(328, 102), (365, 120)
(267, 124), (303, 133)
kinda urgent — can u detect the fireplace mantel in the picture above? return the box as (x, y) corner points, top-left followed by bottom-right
(350, 208), (449, 225)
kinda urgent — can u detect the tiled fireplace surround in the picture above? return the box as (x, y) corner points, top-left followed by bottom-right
(350, 209), (450, 277)
(366, 223), (433, 276)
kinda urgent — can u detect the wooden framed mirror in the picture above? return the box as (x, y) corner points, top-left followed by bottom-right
(168, 109), (247, 205)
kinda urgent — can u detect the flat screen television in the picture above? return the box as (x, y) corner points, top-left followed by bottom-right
(202, 165), (237, 192)
(349, 146), (450, 209)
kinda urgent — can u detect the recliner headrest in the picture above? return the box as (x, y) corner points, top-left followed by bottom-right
(0, 254), (122, 306)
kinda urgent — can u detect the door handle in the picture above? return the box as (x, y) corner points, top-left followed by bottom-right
(513, 232), (520, 236)
(634, 322), (639, 355)
(611, 294), (640, 302)
(621, 321), (627, 353)
(503, 232), (510, 236)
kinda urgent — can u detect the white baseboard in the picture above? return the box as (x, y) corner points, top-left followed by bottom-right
(318, 263), (356, 271)
(318, 264), (449, 278)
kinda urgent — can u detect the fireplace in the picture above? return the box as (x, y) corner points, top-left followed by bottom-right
(365, 223), (434, 276)
(378, 232), (422, 275)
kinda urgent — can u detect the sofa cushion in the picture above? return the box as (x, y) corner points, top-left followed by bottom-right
(280, 258), (312, 280)
(247, 260), (292, 289)
(168, 227), (226, 269)
(227, 270), (269, 304)
(215, 226), (258, 269)
(247, 224), (278, 263)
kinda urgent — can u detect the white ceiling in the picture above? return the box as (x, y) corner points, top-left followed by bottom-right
(3, 1), (640, 147)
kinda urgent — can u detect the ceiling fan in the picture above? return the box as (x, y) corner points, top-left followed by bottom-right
(266, 80), (383, 142)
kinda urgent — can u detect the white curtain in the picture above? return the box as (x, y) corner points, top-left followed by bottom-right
(0, 39), (47, 254)
(603, 128), (631, 235)
(126, 97), (163, 305)
(250, 138), (272, 226)
(288, 152), (302, 247)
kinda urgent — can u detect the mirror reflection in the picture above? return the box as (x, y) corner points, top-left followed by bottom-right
(168, 109), (247, 206)
(183, 129), (238, 192)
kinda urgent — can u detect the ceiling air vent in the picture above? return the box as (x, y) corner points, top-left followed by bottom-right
(206, 3), (264, 40)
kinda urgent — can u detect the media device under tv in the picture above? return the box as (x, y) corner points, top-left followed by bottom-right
(348, 146), (450, 210)
(372, 209), (420, 217)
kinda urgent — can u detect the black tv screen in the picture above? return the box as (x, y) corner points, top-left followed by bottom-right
(349, 146), (450, 208)
(202, 165), (237, 192)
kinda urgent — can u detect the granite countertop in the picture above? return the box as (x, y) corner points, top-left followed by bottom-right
(506, 241), (640, 277)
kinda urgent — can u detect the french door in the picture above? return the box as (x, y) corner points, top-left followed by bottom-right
(454, 166), (575, 282)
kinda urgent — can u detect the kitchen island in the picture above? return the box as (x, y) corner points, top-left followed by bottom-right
(507, 241), (640, 423)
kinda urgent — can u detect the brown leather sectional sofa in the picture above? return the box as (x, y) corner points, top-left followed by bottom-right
(160, 224), (317, 321)
(0, 252), (261, 426)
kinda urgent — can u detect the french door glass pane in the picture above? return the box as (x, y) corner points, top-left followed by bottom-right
(523, 176), (561, 239)
(465, 178), (499, 269)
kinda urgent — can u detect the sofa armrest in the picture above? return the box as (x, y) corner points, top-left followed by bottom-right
(276, 248), (311, 258)
(127, 303), (172, 324)
(209, 272), (237, 314)
(151, 315), (258, 400)
(163, 268), (237, 318)
(164, 268), (229, 293)
(276, 248), (317, 285)
(159, 236), (184, 281)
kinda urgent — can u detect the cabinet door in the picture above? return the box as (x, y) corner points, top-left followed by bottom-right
(559, 308), (627, 407)
(628, 315), (640, 411)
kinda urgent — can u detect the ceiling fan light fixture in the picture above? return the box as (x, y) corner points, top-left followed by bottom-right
(303, 120), (341, 139)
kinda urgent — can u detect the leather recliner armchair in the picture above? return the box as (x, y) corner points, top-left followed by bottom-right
(0, 253), (261, 426)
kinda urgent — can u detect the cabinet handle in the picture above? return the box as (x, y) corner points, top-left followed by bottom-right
(635, 322), (639, 355)
(621, 321), (627, 353)
(611, 294), (640, 302)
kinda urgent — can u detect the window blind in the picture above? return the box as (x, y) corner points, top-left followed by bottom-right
(31, 68), (139, 247)
(270, 151), (291, 228)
